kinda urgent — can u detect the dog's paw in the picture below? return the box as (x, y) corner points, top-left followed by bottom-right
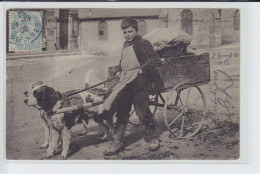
(59, 151), (70, 160)
(40, 142), (49, 149)
(59, 154), (68, 160)
(42, 151), (55, 159)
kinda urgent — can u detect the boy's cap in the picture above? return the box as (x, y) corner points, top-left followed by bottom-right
(121, 17), (138, 31)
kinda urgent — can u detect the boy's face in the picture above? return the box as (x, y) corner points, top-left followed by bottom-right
(122, 26), (137, 42)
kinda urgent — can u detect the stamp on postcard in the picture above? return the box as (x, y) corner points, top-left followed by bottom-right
(8, 10), (42, 52)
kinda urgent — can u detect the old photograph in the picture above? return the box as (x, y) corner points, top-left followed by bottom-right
(6, 8), (240, 160)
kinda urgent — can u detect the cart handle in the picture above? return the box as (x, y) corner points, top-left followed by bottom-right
(56, 100), (105, 114)
(61, 76), (119, 100)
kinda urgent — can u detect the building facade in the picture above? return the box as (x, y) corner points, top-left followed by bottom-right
(41, 9), (80, 51)
(78, 9), (167, 55)
(40, 8), (240, 53)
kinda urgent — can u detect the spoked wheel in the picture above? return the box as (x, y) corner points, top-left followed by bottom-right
(163, 82), (206, 139)
(128, 94), (159, 126)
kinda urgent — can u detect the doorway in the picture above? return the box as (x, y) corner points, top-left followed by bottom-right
(59, 9), (69, 50)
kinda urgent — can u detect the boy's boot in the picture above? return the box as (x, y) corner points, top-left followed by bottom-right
(144, 119), (160, 151)
(103, 121), (128, 156)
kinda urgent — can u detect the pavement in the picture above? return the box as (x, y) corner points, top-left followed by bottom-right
(6, 50), (82, 60)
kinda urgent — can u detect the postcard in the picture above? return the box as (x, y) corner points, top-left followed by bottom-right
(4, 4), (244, 162)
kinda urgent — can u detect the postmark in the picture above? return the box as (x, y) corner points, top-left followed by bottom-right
(8, 10), (42, 52)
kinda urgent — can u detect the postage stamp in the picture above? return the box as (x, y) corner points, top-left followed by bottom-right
(4, 6), (243, 162)
(8, 10), (42, 52)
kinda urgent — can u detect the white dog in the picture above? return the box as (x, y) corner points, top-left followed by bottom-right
(24, 81), (114, 159)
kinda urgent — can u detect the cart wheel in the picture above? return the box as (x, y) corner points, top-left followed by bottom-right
(128, 94), (159, 126)
(163, 82), (206, 139)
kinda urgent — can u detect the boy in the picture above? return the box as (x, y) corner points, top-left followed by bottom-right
(101, 18), (162, 156)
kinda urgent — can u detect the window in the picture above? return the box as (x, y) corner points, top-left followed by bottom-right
(98, 21), (108, 40)
(181, 9), (193, 35)
(233, 10), (240, 30)
(138, 20), (147, 37)
(72, 19), (79, 36)
(217, 9), (222, 18)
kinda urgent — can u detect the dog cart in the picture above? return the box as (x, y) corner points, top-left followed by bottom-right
(55, 27), (211, 139)
(55, 52), (210, 140)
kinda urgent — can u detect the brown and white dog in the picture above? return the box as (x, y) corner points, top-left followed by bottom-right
(24, 81), (114, 159)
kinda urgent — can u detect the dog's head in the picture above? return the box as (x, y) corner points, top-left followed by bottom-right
(24, 81), (43, 97)
(24, 82), (62, 111)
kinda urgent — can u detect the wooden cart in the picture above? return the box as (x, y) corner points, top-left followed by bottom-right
(127, 53), (210, 139)
(57, 53), (210, 139)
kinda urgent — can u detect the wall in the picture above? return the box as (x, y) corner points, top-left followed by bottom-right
(79, 18), (162, 56)
(221, 9), (240, 45)
(46, 9), (80, 51)
(80, 20), (124, 56)
(43, 10), (56, 51)
(167, 9), (222, 49)
(79, 9), (239, 54)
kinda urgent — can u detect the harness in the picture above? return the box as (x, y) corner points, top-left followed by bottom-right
(37, 58), (163, 126)
(60, 76), (119, 100)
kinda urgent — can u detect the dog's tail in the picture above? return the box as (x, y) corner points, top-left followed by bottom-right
(84, 69), (94, 88)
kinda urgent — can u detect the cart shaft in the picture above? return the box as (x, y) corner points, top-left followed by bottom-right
(56, 101), (105, 114)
